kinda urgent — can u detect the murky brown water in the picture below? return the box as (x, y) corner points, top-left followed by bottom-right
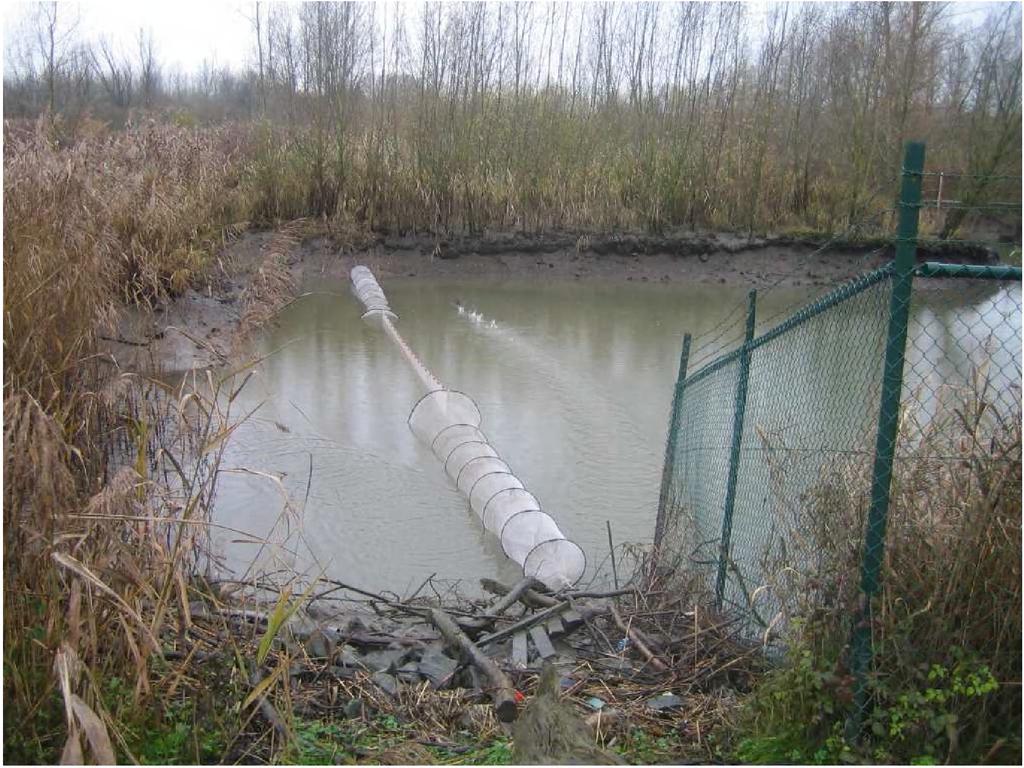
(211, 275), (1020, 594)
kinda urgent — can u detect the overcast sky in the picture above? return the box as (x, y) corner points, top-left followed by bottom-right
(4, 1), (254, 74)
(2, 0), (1011, 78)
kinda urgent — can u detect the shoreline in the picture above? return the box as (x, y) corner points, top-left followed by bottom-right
(99, 225), (1006, 374)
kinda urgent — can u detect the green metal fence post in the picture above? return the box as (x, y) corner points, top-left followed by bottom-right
(846, 141), (925, 740)
(654, 333), (692, 553)
(715, 290), (757, 608)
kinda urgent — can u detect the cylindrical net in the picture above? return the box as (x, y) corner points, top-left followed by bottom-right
(351, 266), (586, 589)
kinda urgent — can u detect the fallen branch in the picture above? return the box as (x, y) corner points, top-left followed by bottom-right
(429, 608), (518, 723)
(489, 576), (545, 616)
(460, 576), (543, 635)
(477, 601), (574, 647)
(568, 587), (640, 600)
(481, 577), (559, 609)
(610, 605), (669, 673)
(313, 578), (484, 627)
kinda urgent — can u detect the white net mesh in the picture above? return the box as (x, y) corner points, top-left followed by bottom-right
(350, 265), (395, 318)
(351, 266), (586, 589)
(457, 457), (508, 496)
(409, 391), (482, 444)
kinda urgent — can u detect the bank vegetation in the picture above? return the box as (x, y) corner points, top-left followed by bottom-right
(2, 1), (1022, 764)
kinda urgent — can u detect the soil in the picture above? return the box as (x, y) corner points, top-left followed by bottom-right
(100, 231), (276, 374)
(295, 227), (999, 289)
(98, 226), (1003, 373)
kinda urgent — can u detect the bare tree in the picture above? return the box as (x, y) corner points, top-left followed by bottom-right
(137, 28), (159, 108)
(97, 37), (134, 109)
(34, 2), (80, 114)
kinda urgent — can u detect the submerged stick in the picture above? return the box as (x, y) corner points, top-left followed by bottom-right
(606, 520), (619, 590)
(429, 608), (518, 723)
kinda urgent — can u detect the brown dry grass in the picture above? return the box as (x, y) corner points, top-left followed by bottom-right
(737, 370), (1022, 760)
(3, 118), (247, 401)
(2, 118), (260, 762)
(234, 225), (301, 348)
(801, 373), (1020, 682)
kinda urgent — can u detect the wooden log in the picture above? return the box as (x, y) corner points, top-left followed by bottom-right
(429, 608), (518, 723)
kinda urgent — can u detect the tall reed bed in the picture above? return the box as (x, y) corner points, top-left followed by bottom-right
(3, 119), (249, 400)
(2, 119), (257, 761)
(240, 108), (901, 238)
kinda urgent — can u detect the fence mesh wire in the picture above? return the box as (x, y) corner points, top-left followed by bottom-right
(657, 145), (1021, 749)
(657, 263), (1021, 647)
(655, 268), (1015, 643)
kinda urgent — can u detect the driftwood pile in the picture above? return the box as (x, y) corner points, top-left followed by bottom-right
(182, 570), (762, 761)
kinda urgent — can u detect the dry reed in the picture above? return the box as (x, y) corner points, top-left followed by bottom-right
(3, 118), (257, 762)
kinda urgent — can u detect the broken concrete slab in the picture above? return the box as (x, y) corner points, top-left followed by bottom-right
(646, 693), (684, 712)
(418, 648), (458, 688)
(326, 665), (360, 681)
(301, 628), (334, 660)
(335, 644), (362, 667)
(343, 698), (367, 719)
(545, 615), (566, 637)
(361, 648), (407, 673)
(597, 657), (636, 673)
(510, 631), (529, 669)
(528, 625), (557, 659)
(561, 609), (584, 630)
(395, 664), (423, 685)
(371, 671), (401, 697)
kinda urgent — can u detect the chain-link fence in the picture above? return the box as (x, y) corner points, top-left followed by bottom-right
(653, 143), (1022, 737)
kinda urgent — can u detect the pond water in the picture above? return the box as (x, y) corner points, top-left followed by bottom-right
(211, 274), (1020, 595)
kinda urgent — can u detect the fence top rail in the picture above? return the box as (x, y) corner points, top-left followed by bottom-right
(683, 257), (1021, 390)
(683, 263), (896, 389)
(915, 262), (1023, 281)
(914, 171), (1024, 181)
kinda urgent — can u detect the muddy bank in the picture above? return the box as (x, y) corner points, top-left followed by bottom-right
(374, 228), (1000, 263)
(98, 225), (1003, 374)
(299, 228), (1000, 289)
(100, 230), (301, 374)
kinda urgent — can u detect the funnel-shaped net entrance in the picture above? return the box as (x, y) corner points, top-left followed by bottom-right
(351, 267), (585, 589)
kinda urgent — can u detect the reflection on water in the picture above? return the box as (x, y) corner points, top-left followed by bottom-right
(212, 276), (1020, 593)
(905, 283), (1023, 434)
